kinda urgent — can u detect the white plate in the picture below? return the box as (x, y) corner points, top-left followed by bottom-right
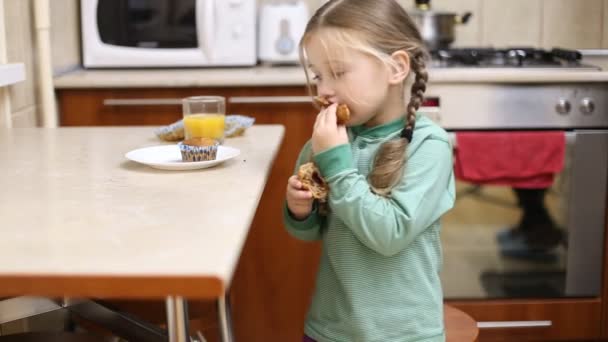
(125, 145), (241, 171)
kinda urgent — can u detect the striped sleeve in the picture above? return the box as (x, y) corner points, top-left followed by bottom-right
(315, 137), (454, 256)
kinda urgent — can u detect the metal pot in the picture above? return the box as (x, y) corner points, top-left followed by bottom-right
(410, 0), (472, 51)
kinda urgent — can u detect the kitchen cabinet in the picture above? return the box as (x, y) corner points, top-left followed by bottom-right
(56, 86), (608, 342)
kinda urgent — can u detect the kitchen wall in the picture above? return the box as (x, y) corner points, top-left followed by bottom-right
(304, 0), (608, 49)
(0, 0), (78, 129)
(3, 0), (37, 128)
(50, 0), (80, 75)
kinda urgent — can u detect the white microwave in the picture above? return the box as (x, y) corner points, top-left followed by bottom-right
(81, 0), (257, 68)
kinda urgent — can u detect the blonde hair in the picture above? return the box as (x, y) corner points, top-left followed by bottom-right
(299, 0), (428, 197)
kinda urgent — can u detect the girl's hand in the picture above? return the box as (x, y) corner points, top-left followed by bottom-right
(286, 175), (314, 220)
(312, 103), (348, 154)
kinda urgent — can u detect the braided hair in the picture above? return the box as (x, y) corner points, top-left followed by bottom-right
(368, 49), (428, 196)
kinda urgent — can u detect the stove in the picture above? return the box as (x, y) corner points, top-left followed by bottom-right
(429, 47), (600, 70)
(423, 48), (608, 303)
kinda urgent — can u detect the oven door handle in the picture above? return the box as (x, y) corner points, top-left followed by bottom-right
(228, 96), (313, 104)
(477, 320), (552, 329)
(103, 98), (182, 106)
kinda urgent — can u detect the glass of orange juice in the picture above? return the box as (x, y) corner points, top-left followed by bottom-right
(182, 96), (226, 143)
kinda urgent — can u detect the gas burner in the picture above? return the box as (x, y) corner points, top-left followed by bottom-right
(430, 47), (591, 69)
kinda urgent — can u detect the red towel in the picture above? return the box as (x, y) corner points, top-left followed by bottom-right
(454, 131), (566, 188)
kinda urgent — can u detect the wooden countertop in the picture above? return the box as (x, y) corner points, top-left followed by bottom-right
(0, 125), (284, 299)
(53, 65), (608, 89)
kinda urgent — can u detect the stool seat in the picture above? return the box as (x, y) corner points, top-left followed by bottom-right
(0, 332), (106, 342)
(444, 304), (479, 342)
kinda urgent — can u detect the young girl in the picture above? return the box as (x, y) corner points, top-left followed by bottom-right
(284, 0), (455, 341)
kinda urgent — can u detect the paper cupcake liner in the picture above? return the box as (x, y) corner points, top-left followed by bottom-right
(178, 141), (219, 162)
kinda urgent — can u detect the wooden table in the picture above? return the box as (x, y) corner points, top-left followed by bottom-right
(0, 125), (284, 341)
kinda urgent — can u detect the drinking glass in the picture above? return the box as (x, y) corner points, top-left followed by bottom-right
(182, 96), (226, 143)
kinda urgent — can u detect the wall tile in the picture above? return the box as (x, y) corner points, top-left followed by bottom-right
(304, 0), (322, 12)
(11, 105), (38, 127)
(5, 0), (37, 112)
(261, 0), (320, 14)
(0, 89), (10, 128)
(542, 0), (603, 49)
(425, 0), (482, 47)
(603, 0), (608, 48)
(482, 0), (542, 47)
(51, 0), (81, 74)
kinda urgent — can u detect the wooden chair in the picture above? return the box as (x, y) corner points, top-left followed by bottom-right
(445, 304), (479, 342)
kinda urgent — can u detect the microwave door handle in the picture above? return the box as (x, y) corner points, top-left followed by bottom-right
(196, 0), (215, 61)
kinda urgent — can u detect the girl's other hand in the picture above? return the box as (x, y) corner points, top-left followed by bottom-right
(312, 103), (348, 154)
(286, 175), (314, 220)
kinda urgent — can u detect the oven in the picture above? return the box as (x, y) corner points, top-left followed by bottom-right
(419, 48), (608, 301)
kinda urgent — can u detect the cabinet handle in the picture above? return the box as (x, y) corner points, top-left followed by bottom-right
(477, 320), (552, 329)
(103, 98), (183, 106)
(229, 96), (312, 104)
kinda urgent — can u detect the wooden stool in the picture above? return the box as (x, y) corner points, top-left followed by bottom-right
(444, 304), (479, 342)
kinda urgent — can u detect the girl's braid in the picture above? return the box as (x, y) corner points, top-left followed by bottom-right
(401, 49), (428, 142)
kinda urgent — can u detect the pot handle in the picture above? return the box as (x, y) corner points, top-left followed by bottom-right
(456, 12), (473, 24)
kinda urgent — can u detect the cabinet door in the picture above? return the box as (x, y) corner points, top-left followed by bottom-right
(58, 89), (229, 126)
(227, 89), (323, 342)
(447, 299), (602, 341)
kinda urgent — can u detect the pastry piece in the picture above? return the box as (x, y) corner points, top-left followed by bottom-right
(313, 96), (331, 107)
(335, 104), (351, 125)
(297, 162), (328, 202)
(313, 96), (351, 125)
(225, 115), (255, 138)
(155, 120), (185, 142)
(178, 137), (219, 162)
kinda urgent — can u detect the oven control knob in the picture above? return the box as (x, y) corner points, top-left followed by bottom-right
(555, 98), (571, 114)
(580, 97), (595, 114)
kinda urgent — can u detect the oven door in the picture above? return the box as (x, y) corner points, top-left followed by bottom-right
(441, 130), (608, 300)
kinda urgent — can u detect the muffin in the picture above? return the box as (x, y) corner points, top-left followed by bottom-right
(297, 162), (328, 202)
(178, 137), (219, 162)
(313, 96), (351, 125)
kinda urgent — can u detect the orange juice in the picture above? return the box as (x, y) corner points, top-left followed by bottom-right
(183, 113), (225, 141)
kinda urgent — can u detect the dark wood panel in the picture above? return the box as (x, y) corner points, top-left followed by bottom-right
(229, 101), (321, 342)
(447, 299), (601, 341)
